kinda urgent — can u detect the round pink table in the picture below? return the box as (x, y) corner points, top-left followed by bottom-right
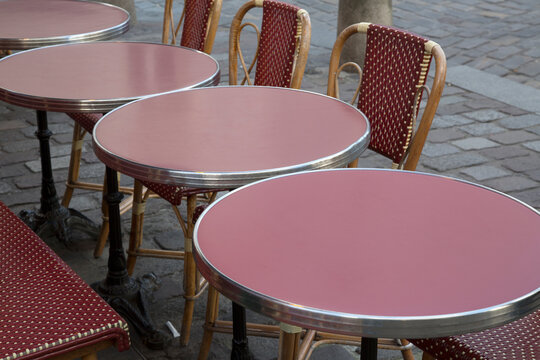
(0, 41), (220, 348)
(0, 0), (129, 50)
(93, 85), (370, 356)
(0, 0), (130, 244)
(193, 169), (540, 360)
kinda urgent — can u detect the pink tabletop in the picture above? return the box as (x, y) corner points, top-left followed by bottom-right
(0, 0), (129, 50)
(193, 169), (540, 338)
(0, 42), (220, 112)
(93, 86), (370, 188)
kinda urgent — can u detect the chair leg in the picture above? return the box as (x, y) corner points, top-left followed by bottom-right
(400, 339), (415, 360)
(62, 123), (86, 207)
(198, 286), (220, 360)
(180, 194), (198, 345)
(278, 323), (302, 360)
(422, 352), (435, 360)
(127, 180), (146, 275)
(93, 174), (110, 258)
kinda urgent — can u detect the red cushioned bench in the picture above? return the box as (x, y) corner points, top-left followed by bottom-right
(0, 201), (130, 360)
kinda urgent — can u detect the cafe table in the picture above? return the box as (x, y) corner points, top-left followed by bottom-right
(0, 0), (130, 243)
(193, 168), (540, 360)
(0, 41), (220, 348)
(92, 85), (371, 355)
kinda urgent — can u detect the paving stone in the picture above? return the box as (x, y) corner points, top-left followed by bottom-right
(485, 175), (538, 192)
(154, 229), (184, 251)
(488, 45), (522, 60)
(1, 139), (38, 153)
(1, 163), (27, 178)
(431, 114), (474, 129)
(517, 61), (540, 77)
(498, 114), (540, 129)
(0, 181), (11, 194)
(523, 140), (540, 152)
(461, 165), (510, 181)
(502, 155), (540, 172)
(529, 125), (540, 135)
(0, 120), (27, 131)
(463, 109), (506, 122)
(484, 64), (510, 77)
(511, 188), (540, 209)
(12, 172), (41, 190)
(421, 143), (461, 157)
(489, 130), (538, 144)
(426, 128), (467, 143)
(25, 155), (71, 173)
(452, 137), (499, 150)
(438, 95), (468, 106)
(464, 98), (506, 110)
(422, 152), (489, 172)
(461, 123), (505, 135)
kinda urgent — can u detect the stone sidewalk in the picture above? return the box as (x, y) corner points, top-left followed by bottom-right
(0, 0), (539, 359)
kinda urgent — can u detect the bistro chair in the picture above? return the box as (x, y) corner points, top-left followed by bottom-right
(289, 23), (447, 360)
(412, 309), (540, 360)
(328, 22), (446, 171)
(193, 0), (311, 358)
(61, 0), (223, 258)
(127, 0), (309, 347)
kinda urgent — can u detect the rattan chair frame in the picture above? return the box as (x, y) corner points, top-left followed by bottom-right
(328, 22), (446, 172)
(162, 0), (222, 53)
(228, 0), (311, 89)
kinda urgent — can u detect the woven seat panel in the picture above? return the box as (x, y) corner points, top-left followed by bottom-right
(180, 0), (214, 51)
(139, 180), (216, 206)
(66, 112), (103, 133)
(411, 310), (540, 360)
(358, 24), (431, 164)
(253, 0), (299, 87)
(0, 202), (130, 360)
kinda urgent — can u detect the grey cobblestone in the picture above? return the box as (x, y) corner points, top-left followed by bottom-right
(461, 123), (505, 136)
(485, 175), (538, 192)
(502, 155), (540, 172)
(421, 143), (461, 157)
(463, 109), (506, 122)
(423, 153), (489, 172)
(479, 145), (531, 160)
(488, 130), (538, 144)
(25, 155), (71, 173)
(523, 140), (540, 152)
(452, 137), (499, 150)
(460, 165), (510, 181)
(498, 114), (540, 129)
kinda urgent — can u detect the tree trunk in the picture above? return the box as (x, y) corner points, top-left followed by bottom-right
(337, 0), (392, 67)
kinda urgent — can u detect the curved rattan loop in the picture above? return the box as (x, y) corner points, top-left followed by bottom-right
(237, 21), (261, 85)
(335, 61), (362, 105)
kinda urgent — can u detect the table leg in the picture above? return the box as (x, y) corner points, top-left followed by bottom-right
(232, 302), (252, 360)
(18, 110), (97, 243)
(360, 337), (378, 360)
(93, 166), (166, 350)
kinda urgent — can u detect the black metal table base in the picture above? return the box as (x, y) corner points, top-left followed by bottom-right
(360, 337), (378, 360)
(232, 302), (252, 360)
(19, 110), (98, 243)
(95, 166), (167, 350)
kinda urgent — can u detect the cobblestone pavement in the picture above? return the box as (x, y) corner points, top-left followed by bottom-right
(0, 0), (539, 359)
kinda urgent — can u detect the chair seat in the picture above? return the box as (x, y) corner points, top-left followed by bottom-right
(67, 112), (103, 132)
(411, 310), (540, 360)
(0, 201), (130, 359)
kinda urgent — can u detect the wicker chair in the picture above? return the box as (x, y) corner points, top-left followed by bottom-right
(289, 23), (447, 360)
(411, 309), (540, 360)
(196, 1), (311, 358)
(61, 0), (222, 258)
(328, 22), (446, 171)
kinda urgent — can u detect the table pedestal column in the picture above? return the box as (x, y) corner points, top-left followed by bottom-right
(19, 110), (97, 243)
(360, 337), (378, 360)
(232, 302), (252, 360)
(93, 166), (166, 350)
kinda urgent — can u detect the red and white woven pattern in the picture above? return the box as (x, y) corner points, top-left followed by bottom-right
(66, 112), (103, 133)
(253, 0), (299, 87)
(0, 201), (130, 360)
(412, 310), (540, 359)
(358, 24), (431, 164)
(140, 180), (214, 206)
(180, 0), (214, 51)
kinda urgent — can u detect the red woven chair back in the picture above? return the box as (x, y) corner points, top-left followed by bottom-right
(253, 0), (300, 87)
(358, 24), (432, 165)
(180, 0), (214, 52)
